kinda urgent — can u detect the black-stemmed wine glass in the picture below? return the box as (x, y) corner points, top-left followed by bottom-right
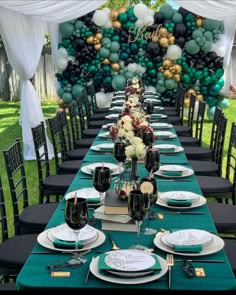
(128, 190), (150, 250)
(145, 102), (154, 115)
(141, 132), (154, 148)
(144, 148), (160, 175)
(64, 197), (88, 265)
(93, 166), (111, 204)
(113, 142), (127, 172)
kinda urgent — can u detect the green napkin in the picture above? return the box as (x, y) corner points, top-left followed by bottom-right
(151, 114), (162, 118)
(159, 148), (175, 152)
(90, 168), (114, 173)
(98, 253), (162, 273)
(87, 197), (101, 204)
(162, 170), (183, 176)
(53, 238), (83, 249)
(100, 146), (113, 151)
(167, 199), (192, 207)
(173, 244), (203, 253)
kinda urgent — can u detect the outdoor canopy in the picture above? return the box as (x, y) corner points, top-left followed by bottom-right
(0, 0), (235, 160)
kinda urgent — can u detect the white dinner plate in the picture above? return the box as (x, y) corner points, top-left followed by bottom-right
(81, 162), (120, 175)
(91, 143), (114, 152)
(154, 106), (164, 111)
(49, 224), (98, 244)
(98, 132), (110, 138)
(65, 187), (102, 202)
(144, 98), (161, 103)
(159, 191), (201, 203)
(154, 232), (224, 256)
(150, 123), (172, 129)
(153, 144), (184, 153)
(111, 99), (125, 104)
(105, 114), (119, 119)
(155, 165), (194, 178)
(102, 123), (113, 130)
(109, 106), (123, 112)
(150, 114), (167, 119)
(154, 131), (177, 139)
(156, 195), (206, 209)
(37, 228), (106, 252)
(90, 254), (168, 284)
(163, 229), (213, 247)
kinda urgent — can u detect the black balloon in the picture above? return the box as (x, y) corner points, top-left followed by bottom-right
(178, 7), (196, 17)
(71, 38), (85, 50)
(146, 42), (160, 56)
(174, 23), (187, 37)
(176, 37), (185, 48)
(154, 12), (164, 24)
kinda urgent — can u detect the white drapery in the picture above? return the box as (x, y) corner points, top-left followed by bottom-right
(0, 0), (106, 160)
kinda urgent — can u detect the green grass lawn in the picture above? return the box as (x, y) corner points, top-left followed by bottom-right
(0, 98), (235, 238)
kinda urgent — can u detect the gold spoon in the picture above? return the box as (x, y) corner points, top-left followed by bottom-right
(108, 233), (120, 250)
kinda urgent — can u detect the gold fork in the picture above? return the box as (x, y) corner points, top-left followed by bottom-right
(166, 254), (174, 289)
(108, 233), (120, 250)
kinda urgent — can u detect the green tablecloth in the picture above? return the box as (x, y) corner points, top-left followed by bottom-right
(16, 107), (236, 291)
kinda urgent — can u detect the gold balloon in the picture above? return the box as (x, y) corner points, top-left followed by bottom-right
(159, 28), (168, 37)
(57, 99), (64, 107)
(163, 70), (173, 79)
(110, 10), (119, 20)
(174, 64), (182, 74)
(56, 107), (65, 113)
(95, 32), (103, 40)
(184, 98), (190, 108)
(173, 74), (181, 82)
(86, 36), (94, 44)
(196, 19), (203, 27)
(102, 58), (110, 64)
(112, 20), (122, 29)
(168, 35), (175, 45)
(162, 58), (173, 69)
(94, 43), (102, 50)
(187, 88), (197, 96)
(152, 36), (159, 42)
(196, 94), (204, 101)
(118, 7), (127, 14)
(169, 66), (176, 73)
(159, 37), (169, 48)
(111, 63), (120, 71)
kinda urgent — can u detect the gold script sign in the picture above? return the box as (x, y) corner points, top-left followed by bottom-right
(128, 23), (162, 43)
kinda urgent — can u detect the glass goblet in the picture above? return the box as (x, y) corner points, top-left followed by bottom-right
(144, 148), (160, 175)
(64, 197), (88, 265)
(145, 102), (154, 115)
(141, 132), (154, 148)
(113, 142), (127, 172)
(93, 166), (111, 204)
(140, 177), (158, 235)
(128, 190), (150, 250)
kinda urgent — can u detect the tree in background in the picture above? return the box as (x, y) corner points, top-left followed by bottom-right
(100, 0), (166, 11)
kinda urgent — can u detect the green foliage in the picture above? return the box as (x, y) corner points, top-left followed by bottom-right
(100, 0), (166, 10)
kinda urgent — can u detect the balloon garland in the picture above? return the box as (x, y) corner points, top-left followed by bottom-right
(55, 3), (228, 120)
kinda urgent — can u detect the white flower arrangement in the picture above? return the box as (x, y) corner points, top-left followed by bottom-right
(125, 136), (146, 160)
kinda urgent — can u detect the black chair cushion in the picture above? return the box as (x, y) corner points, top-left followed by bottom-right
(196, 175), (233, 195)
(164, 110), (178, 116)
(88, 120), (104, 128)
(20, 203), (59, 232)
(0, 283), (16, 290)
(188, 160), (218, 176)
(208, 203), (236, 233)
(90, 113), (105, 121)
(43, 174), (75, 191)
(174, 125), (191, 136)
(83, 128), (100, 138)
(67, 148), (89, 160)
(168, 116), (181, 125)
(0, 234), (37, 269)
(184, 146), (212, 160)
(179, 136), (200, 147)
(164, 106), (177, 112)
(75, 137), (94, 148)
(59, 160), (82, 173)
(222, 239), (236, 276)
(95, 107), (109, 114)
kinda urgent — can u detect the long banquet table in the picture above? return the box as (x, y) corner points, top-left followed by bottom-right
(16, 99), (236, 291)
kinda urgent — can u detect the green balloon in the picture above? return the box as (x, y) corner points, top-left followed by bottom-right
(125, 71), (134, 79)
(120, 52), (129, 60)
(172, 12), (183, 24)
(165, 79), (176, 90)
(112, 75), (126, 91)
(118, 13), (128, 23)
(192, 29), (203, 40)
(201, 40), (212, 53)
(75, 20), (84, 29)
(159, 4), (174, 19)
(62, 92), (73, 104)
(102, 37), (111, 48)
(207, 106), (216, 121)
(99, 47), (110, 58)
(59, 22), (74, 38)
(104, 76), (112, 87)
(204, 19), (220, 31)
(110, 41), (120, 53)
(218, 98), (229, 109)
(186, 40), (200, 55)
(57, 88), (64, 97)
(218, 78), (225, 88)
(204, 31), (213, 41)
(71, 84), (84, 99)
(109, 53), (119, 63)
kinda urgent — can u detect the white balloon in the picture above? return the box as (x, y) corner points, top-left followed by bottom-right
(57, 47), (68, 59)
(127, 63), (138, 73)
(166, 45), (182, 60)
(135, 19), (144, 27)
(67, 56), (75, 63)
(104, 19), (112, 28)
(144, 15), (154, 26)
(134, 3), (148, 19)
(93, 10), (108, 26)
(147, 8), (154, 16)
(57, 58), (68, 70)
(96, 92), (112, 108)
(102, 7), (111, 16)
(137, 64), (146, 74)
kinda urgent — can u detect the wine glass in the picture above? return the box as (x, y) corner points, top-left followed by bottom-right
(64, 197), (88, 265)
(144, 148), (160, 175)
(93, 166), (111, 204)
(128, 189), (150, 250)
(113, 142), (127, 173)
(140, 177), (158, 235)
(145, 102), (154, 115)
(141, 132), (154, 148)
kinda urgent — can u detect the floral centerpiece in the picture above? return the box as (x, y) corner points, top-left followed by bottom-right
(125, 77), (144, 98)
